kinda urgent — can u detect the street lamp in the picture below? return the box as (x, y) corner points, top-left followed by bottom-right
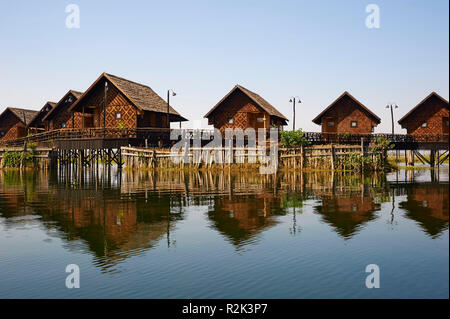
(386, 103), (398, 135)
(167, 89), (176, 128)
(289, 96), (301, 131)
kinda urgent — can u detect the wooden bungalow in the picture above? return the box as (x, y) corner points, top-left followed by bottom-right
(67, 73), (187, 130)
(204, 85), (288, 133)
(42, 90), (84, 130)
(27, 101), (56, 134)
(398, 92), (449, 136)
(0, 107), (38, 141)
(312, 91), (381, 134)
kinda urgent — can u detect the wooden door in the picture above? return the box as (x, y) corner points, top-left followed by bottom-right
(84, 116), (94, 128)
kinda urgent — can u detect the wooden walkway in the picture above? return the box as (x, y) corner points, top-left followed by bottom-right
(0, 128), (448, 149)
(0, 128), (448, 169)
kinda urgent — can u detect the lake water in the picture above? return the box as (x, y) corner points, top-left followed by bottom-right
(0, 167), (448, 299)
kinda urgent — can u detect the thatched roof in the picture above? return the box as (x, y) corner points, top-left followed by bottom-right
(398, 92), (449, 126)
(68, 73), (188, 121)
(28, 101), (57, 127)
(42, 90), (84, 121)
(0, 107), (38, 126)
(204, 84), (288, 121)
(312, 91), (381, 125)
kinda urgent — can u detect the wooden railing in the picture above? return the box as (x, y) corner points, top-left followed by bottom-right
(0, 128), (448, 148)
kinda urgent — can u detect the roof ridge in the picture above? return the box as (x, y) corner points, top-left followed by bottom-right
(312, 91), (381, 124)
(105, 73), (154, 90)
(204, 85), (288, 121)
(8, 107), (38, 112)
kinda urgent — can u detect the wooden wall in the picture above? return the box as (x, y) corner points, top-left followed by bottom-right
(402, 95), (449, 135)
(49, 101), (74, 130)
(320, 95), (378, 134)
(0, 112), (26, 141)
(76, 83), (138, 129)
(207, 89), (284, 132)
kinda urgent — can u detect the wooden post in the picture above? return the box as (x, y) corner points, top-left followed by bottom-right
(300, 145), (304, 171)
(407, 150), (414, 166)
(330, 145), (335, 170)
(430, 149), (436, 167)
(361, 137), (365, 156)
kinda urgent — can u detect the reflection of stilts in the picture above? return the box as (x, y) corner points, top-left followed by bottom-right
(430, 168), (437, 183)
(390, 189), (395, 225)
(291, 207), (297, 236)
(167, 212), (171, 248)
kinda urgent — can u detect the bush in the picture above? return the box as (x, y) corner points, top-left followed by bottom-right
(280, 129), (311, 148)
(2, 150), (35, 168)
(371, 136), (393, 152)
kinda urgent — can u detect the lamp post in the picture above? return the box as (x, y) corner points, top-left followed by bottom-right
(103, 81), (108, 138)
(386, 103), (398, 135)
(289, 96), (301, 131)
(167, 89), (176, 128)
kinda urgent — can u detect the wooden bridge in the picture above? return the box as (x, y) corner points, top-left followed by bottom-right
(0, 128), (448, 168)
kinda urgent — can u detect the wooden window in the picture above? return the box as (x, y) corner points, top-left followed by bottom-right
(371, 126), (375, 133)
(0, 131), (4, 137)
(116, 112), (122, 119)
(327, 121), (335, 127)
(228, 117), (234, 124)
(421, 122), (427, 128)
(257, 118), (264, 123)
(61, 122), (66, 128)
(351, 121), (358, 128)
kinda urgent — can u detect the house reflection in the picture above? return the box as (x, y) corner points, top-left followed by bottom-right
(0, 170), (183, 271)
(207, 192), (294, 248)
(41, 189), (183, 271)
(313, 195), (381, 239)
(0, 168), (448, 262)
(398, 183), (449, 238)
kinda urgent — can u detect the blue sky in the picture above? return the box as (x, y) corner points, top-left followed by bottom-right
(0, 0), (448, 132)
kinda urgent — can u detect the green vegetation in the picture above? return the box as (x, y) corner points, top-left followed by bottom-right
(371, 136), (394, 153)
(280, 129), (311, 148)
(1, 148), (36, 168)
(337, 153), (373, 171)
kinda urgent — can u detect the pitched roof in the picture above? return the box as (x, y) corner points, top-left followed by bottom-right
(28, 101), (57, 127)
(398, 92), (449, 125)
(42, 90), (84, 121)
(68, 73), (188, 121)
(204, 85), (288, 121)
(0, 107), (38, 125)
(312, 91), (381, 125)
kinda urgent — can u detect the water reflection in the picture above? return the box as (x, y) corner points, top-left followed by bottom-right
(397, 183), (449, 238)
(0, 167), (448, 270)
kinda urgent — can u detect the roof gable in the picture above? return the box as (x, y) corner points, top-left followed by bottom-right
(312, 91), (381, 125)
(204, 85), (288, 121)
(42, 90), (83, 122)
(68, 73), (187, 121)
(0, 107), (38, 126)
(398, 92), (449, 125)
(28, 101), (56, 127)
